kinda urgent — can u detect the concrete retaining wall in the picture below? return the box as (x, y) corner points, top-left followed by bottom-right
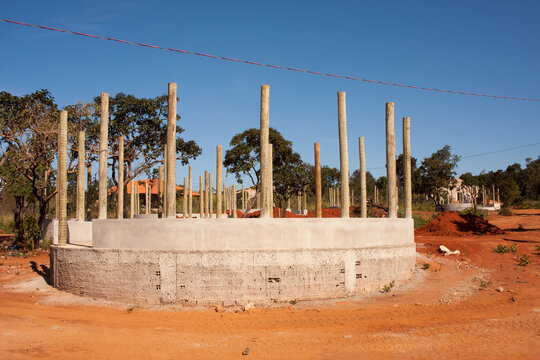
(92, 218), (413, 250)
(43, 219), (93, 246)
(50, 243), (415, 306)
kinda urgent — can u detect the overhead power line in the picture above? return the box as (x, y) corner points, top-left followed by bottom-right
(1, 18), (539, 102)
(461, 141), (540, 159)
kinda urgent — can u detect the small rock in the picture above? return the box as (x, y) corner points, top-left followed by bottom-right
(242, 347), (250, 355)
(496, 287), (503, 292)
(214, 305), (225, 313)
(243, 303), (255, 312)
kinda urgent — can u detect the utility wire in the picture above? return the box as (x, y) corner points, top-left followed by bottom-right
(461, 141), (540, 159)
(1, 18), (539, 102)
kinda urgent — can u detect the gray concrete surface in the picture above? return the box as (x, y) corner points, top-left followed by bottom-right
(91, 218), (413, 251)
(51, 242), (415, 306)
(43, 219), (92, 246)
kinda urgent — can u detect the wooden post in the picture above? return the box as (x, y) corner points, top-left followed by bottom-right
(386, 102), (397, 218)
(166, 83), (177, 218)
(358, 137), (367, 218)
(98, 92), (109, 219)
(403, 117), (412, 218)
(260, 85), (271, 218)
(242, 185), (245, 210)
(117, 136), (124, 219)
(58, 110), (68, 245)
(183, 177), (187, 218)
(314, 142), (322, 218)
(77, 131), (85, 221)
(337, 92), (350, 218)
(188, 166), (193, 218)
(216, 146), (222, 218)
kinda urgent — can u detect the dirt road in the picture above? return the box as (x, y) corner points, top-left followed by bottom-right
(0, 210), (538, 359)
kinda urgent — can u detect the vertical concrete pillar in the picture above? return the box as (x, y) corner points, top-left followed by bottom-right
(183, 177), (187, 218)
(351, 189), (354, 206)
(402, 117), (412, 218)
(241, 185), (245, 210)
(337, 92), (350, 218)
(313, 143), (322, 218)
(303, 186), (307, 213)
(199, 175), (203, 217)
(256, 191), (260, 210)
(117, 136), (124, 219)
(130, 176), (135, 218)
(358, 137), (367, 218)
(268, 143), (273, 218)
(163, 148), (167, 216)
(386, 102), (397, 218)
(482, 185), (485, 207)
(57, 110), (68, 246)
(232, 185), (237, 218)
(259, 84), (271, 218)
(77, 131), (85, 221)
(209, 173), (213, 218)
(166, 83), (177, 218)
(222, 182), (226, 215)
(158, 165), (163, 217)
(87, 164), (92, 220)
(204, 171), (209, 218)
(98, 92), (109, 219)
(188, 166), (193, 218)
(145, 182), (149, 214)
(492, 184), (495, 204)
(337, 187), (341, 207)
(136, 183), (140, 214)
(216, 146), (222, 218)
(297, 192), (301, 212)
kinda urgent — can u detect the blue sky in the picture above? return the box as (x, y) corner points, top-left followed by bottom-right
(1, 0), (539, 186)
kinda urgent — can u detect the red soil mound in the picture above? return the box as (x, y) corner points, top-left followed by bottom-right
(244, 207), (303, 218)
(416, 211), (504, 236)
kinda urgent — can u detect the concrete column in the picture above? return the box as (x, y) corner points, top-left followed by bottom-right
(136, 182), (140, 214)
(204, 171), (209, 218)
(117, 136), (124, 219)
(351, 189), (354, 206)
(268, 143), (273, 218)
(77, 131), (85, 221)
(57, 110), (68, 246)
(222, 182), (226, 215)
(145, 182), (149, 214)
(337, 187), (341, 207)
(386, 102), (397, 218)
(259, 84), (271, 218)
(314, 142), (322, 218)
(209, 173), (213, 218)
(337, 92), (350, 218)
(163, 148), (167, 216)
(402, 117), (412, 218)
(183, 177), (187, 218)
(98, 92), (109, 219)
(241, 185), (245, 210)
(303, 186), (307, 213)
(87, 164), (92, 220)
(158, 165), (163, 217)
(256, 191), (260, 210)
(297, 192), (301, 211)
(216, 146), (222, 218)
(358, 137), (367, 218)
(166, 83), (177, 218)
(232, 185), (237, 218)
(188, 166), (193, 218)
(199, 175), (203, 217)
(492, 184), (495, 204)
(130, 177), (135, 218)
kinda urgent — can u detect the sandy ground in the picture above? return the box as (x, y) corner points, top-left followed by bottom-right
(0, 210), (538, 359)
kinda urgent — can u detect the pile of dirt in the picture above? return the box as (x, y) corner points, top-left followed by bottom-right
(244, 208), (304, 218)
(416, 211), (504, 236)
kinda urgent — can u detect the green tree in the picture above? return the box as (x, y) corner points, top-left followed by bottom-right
(349, 169), (375, 202)
(418, 145), (460, 208)
(0, 90), (58, 247)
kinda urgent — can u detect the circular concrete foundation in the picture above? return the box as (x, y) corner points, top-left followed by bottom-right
(50, 218), (416, 306)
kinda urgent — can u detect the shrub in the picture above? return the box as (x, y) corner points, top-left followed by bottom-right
(517, 255), (530, 267)
(498, 206), (512, 216)
(422, 263), (430, 270)
(381, 280), (395, 293)
(23, 214), (41, 250)
(493, 245), (509, 254)
(459, 208), (488, 220)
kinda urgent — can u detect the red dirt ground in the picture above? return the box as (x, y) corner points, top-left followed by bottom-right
(416, 211), (505, 236)
(0, 209), (538, 359)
